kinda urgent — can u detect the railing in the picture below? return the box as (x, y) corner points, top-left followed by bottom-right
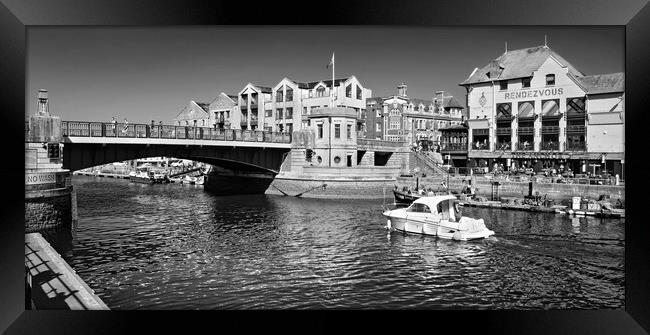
(440, 143), (467, 151)
(566, 125), (586, 133)
(470, 142), (490, 150)
(517, 142), (533, 151)
(496, 128), (511, 135)
(495, 142), (512, 150)
(357, 138), (409, 148)
(60, 121), (292, 143)
(541, 141), (560, 151)
(541, 125), (560, 134)
(565, 142), (587, 151)
(518, 127), (535, 135)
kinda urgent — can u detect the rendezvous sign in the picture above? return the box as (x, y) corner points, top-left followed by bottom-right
(25, 172), (57, 185)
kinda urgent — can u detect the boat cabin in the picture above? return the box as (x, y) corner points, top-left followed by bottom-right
(405, 195), (461, 222)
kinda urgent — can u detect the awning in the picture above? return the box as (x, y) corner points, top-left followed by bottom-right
(468, 119), (489, 129)
(518, 101), (535, 118)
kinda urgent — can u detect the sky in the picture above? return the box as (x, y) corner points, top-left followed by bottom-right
(26, 26), (623, 124)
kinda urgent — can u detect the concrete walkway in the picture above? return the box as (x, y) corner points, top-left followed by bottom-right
(25, 233), (109, 310)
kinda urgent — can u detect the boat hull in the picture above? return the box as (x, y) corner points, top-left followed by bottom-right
(384, 213), (495, 241)
(130, 176), (155, 184)
(393, 190), (421, 204)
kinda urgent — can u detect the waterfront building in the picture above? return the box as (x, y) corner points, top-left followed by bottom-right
(459, 45), (624, 178)
(306, 106), (360, 167)
(174, 92), (239, 129)
(237, 76), (371, 134)
(365, 84), (464, 149)
(439, 123), (469, 168)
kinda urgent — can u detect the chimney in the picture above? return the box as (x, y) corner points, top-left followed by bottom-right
(434, 90), (444, 111)
(37, 89), (49, 115)
(397, 83), (407, 97)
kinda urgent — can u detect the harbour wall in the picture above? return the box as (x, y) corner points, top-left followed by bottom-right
(266, 166), (400, 199)
(396, 176), (625, 203)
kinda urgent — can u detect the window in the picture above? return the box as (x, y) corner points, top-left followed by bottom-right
(225, 111), (230, 119)
(265, 110), (273, 117)
(390, 121), (400, 130)
(318, 123), (323, 138)
(276, 108), (283, 120)
(522, 77), (531, 88)
(286, 88), (293, 102)
(376, 123), (381, 132)
(286, 124), (293, 133)
(567, 97), (586, 116)
(303, 107), (308, 115)
(334, 156), (341, 164)
(499, 80), (508, 90)
(346, 84), (352, 98)
(546, 74), (555, 86)
(286, 107), (293, 118)
(496, 103), (512, 119)
(309, 90), (313, 98)
(276, 88), (283, 102)
(317, 156), (322, 164)
(347, 124), (352, 139)
(316, 86), (326, 97)
(376, 109), (381, 117)
(334, 124), (341, 138)
(356, 86), (362, 100)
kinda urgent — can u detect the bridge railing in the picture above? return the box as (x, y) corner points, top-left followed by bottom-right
(60, 121), (292, 143)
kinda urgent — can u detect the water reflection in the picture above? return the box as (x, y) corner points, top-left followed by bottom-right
(42, 175), (625, 309)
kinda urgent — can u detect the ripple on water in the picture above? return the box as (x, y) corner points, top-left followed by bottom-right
(47, 175), (626, 310)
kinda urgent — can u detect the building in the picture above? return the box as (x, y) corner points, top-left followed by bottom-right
(174, 92), (239, 129)
(459, 45), (624, 178)
(365, 84), (464, 149)
(306, 106), (360, 167)
(237, 76), (371, 134)
(439, 123), (469, 167)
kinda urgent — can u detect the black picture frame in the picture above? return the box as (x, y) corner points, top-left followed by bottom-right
(1, 0), (648, 333)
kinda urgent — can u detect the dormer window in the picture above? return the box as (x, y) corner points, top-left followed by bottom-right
(522, 77), (531, 88)
(499, 80), (508, 90)
(276, 88), (283, 102)
(546, 74), (555, 86)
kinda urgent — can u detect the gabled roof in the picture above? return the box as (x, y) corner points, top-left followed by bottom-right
(284, 78), (310, 89)
(252, 84), (272, 94)
(195, 102), (210, 112)
(575, 72), (624, 95)
(227, 94), (238, 101)
(307, 77), (351, 89)
(441, 96), (464, 109)
(460, 45), (584, 85)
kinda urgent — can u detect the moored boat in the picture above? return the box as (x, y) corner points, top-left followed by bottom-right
(382, 195), (495, 241)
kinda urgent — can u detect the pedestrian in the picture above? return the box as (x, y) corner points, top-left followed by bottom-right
(122, 118), (129, 135)
(111, 116), (117, 136)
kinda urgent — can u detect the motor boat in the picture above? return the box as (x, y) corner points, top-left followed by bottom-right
(382, 195), (495, 241)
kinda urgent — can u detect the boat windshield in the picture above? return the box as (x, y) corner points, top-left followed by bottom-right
(406, 203), (431, 213)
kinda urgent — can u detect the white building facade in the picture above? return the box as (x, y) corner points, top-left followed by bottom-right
(460, 45), (624, 178)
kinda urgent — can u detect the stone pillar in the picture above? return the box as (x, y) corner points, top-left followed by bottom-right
(533, 100), (542, 152)
(25, 89), (74, 233)
(558, 97), (567, 151)
(246, 94), (251, 130)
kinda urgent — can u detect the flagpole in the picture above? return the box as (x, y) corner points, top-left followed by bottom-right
(330, 52), (334, 167)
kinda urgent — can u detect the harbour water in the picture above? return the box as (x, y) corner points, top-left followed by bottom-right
(43, 175), (624, 309)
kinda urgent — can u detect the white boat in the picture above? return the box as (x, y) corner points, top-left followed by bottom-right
(382, 195), (495, 241)
(194, 175), (205, 185)
(183, 175), (197, 184)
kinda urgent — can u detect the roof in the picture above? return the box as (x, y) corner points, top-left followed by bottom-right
(439, 124), (468, 132)
(307, 77), (350, 89)
(413, 195), (458, 209)
(460, 45), (584, 85)
(227, 94), (238, 101)
(442, 96), (464, 109)
(195, 102), (210, 112)
(575, 72), (624, 95)
(252, 84), (272, 94)
(285, 78), (310, 89)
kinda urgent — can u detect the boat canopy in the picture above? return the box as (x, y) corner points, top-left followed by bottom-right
(412, 195), (457, 208)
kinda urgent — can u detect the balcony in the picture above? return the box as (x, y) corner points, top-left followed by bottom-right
(441, 143), (468, 151)
(541, 125), (560, 134)
(566, 142), (587, 151)
(518, 127), (535, 135)
(517, 142), (533, 151)
(541, 141), (560, 151)
(496, 142), (512, 150)
(566, 125), (586, 133)
(496, 128), (511, 136)
(470, 142), (490, 151)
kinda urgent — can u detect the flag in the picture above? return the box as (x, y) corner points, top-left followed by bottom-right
(326, 53), (334, 69)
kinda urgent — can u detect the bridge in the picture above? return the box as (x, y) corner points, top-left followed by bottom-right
(59, 121), (292, 175)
